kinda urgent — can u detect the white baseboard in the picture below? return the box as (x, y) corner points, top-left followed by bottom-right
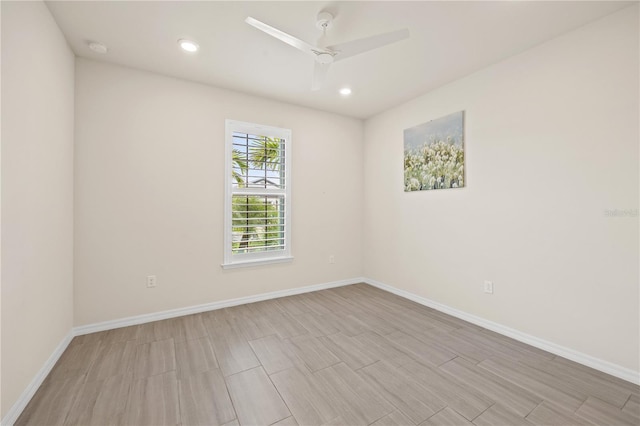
(364, 277), (640, 386)
(1, 331), (74, 426)
(74, 277), (364, 336)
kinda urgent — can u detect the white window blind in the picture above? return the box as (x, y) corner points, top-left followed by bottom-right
(223, 120), (292, 268)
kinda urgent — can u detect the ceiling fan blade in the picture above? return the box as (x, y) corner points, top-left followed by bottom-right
(311, 62), (331, 91)
(245, 16), (317, 56)
(328, 28), (410, 62)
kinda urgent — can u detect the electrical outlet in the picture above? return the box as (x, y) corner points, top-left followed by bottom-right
(483, 280), (493, 294)
(328, 255), (335, 264)
(147, 275), (157, 288)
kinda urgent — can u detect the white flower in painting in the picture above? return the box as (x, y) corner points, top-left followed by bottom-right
(409, 178), (420, 191)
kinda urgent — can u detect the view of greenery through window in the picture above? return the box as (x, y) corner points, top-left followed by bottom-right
(231, 133), (286, 253)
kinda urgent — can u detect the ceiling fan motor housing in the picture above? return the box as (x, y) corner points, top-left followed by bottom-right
(315, 52), (334, 64)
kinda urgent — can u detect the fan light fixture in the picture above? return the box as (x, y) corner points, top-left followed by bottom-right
(339, 87), (352, 96)
(178, 39), (199, 53)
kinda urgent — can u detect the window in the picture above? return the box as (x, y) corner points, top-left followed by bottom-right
(223, 120), (292, 268)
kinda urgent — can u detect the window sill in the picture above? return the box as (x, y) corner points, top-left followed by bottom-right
(221, 256), (293, 270)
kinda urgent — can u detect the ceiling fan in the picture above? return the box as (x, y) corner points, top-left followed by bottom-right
(245, 12), (410, 91)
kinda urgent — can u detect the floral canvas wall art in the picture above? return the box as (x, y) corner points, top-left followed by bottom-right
(404, 111), (465, 192)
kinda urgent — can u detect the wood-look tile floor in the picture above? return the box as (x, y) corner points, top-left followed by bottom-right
(16, 284), (640, 426)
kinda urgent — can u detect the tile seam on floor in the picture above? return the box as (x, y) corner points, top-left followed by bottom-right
(264, 365), (296, 426)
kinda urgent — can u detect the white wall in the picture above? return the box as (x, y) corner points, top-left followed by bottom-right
(1, 1), (75, 418)
(363, 6), (639, 373)
(74, 59), (363, 326)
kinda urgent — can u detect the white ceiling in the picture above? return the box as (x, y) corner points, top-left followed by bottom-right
(46, 1), (631, 119)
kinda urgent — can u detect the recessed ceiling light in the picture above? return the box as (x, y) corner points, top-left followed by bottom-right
(88, 41), (108, 54)
(178, 39), (199, 53)
(339, 87), (352, 96)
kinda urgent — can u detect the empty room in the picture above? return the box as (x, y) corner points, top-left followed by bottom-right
(1, 1), (638, 425)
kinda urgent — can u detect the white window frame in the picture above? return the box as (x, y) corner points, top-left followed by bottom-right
(222, 119), (292, 269)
